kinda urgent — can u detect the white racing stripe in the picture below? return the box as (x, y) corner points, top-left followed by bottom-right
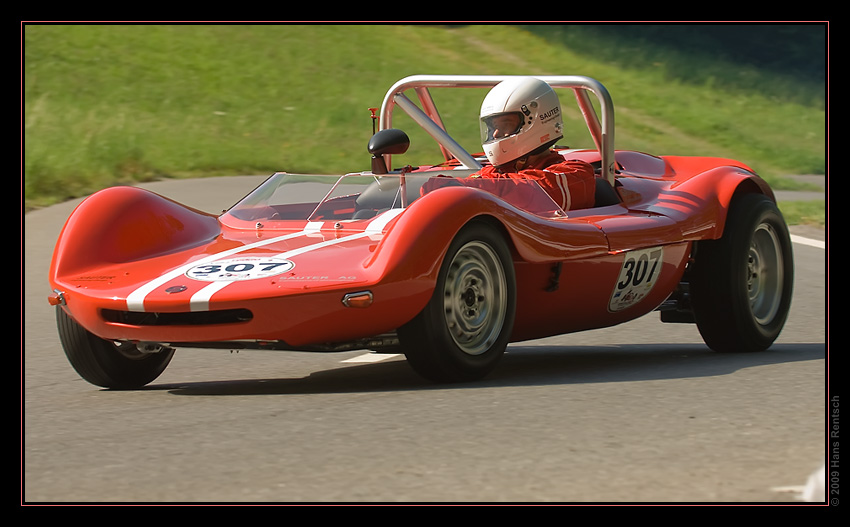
(188, 230), (372, 311)
(125, 209), (403, 313)
(125, 223), (322, 311)
(132, 208), (810, 313)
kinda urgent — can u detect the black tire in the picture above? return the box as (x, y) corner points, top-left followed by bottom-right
(398, 221), (516, 382)
(690, 193), (794, 352)
(56, 307), (175, 389)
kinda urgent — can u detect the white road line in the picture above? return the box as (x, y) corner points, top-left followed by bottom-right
(342, 353), (401, 363)
(791, 234), (825, 249)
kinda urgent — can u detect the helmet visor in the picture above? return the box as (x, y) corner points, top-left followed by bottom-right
(480, 112), (525, 144)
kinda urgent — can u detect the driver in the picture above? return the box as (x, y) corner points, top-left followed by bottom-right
(473, 77), (596, 211)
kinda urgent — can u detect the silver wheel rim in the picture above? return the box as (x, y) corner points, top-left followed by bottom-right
(442, 241), (508, 356)
(747, 222), (784, 325)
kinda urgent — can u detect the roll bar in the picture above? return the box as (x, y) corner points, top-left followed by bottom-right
(378, 75), (616, 185)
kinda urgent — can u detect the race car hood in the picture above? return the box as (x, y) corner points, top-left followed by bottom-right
(123, 209), (405, 313)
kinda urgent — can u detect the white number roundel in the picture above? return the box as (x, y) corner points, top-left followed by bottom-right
(185, 257), (295, 282)
(608, 247), (663, 312)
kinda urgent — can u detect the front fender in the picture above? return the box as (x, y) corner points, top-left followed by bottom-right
(50, 186), (221, 279)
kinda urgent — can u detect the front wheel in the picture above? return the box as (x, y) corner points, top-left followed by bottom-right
(690, 193), (794, 352)
(398, 221), (516, 382)
(56, 307), (175, 389)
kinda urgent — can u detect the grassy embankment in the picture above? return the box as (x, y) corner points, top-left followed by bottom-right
(23, 24), (825, 225)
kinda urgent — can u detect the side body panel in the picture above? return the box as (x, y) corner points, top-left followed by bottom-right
(510, 242), (690, 342)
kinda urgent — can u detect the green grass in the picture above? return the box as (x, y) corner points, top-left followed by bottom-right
(23, 24), (826, 223)
(779, 200), (826, 227)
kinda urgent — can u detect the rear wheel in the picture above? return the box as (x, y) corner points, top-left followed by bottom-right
(56, 307), (175, 389)
(398, 221), (516, 382)
(690, 193), (794, 352)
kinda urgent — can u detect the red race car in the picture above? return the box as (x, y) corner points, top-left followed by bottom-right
(48, 75), (794, 388)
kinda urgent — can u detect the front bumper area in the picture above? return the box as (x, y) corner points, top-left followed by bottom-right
(55, 276), (433, 351)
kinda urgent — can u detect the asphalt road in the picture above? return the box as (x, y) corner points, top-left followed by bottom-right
(22, 176), (827, 503)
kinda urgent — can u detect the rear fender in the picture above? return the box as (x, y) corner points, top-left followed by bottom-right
(626, 164), (775, 241)
(686, 166), (775, 241)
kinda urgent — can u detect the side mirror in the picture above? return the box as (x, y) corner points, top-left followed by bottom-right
(368, 128), (410, 174)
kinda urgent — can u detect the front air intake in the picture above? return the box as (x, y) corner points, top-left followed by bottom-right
(102, 308), (253, 326)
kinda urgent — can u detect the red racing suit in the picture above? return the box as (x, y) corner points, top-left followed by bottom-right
(472, 151), (596, 211)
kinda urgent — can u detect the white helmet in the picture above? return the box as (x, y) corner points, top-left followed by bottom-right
(480, 77), (563, 167)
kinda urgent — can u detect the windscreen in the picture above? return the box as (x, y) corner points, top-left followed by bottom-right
(221, 171), (565, 228)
